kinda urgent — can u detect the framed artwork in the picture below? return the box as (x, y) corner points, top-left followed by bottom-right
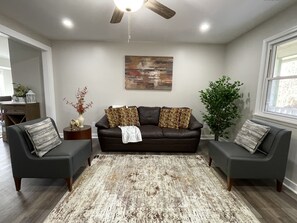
(125, 56), (173, 90)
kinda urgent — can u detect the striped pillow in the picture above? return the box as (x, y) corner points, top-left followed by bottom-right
(24, 118), (62, 157)
(234, 120), (270, 154)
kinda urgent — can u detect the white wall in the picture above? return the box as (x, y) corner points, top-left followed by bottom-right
(225, 3), (297, 192)
(0, 14), (51, 47)
(52, 41), (225, 133)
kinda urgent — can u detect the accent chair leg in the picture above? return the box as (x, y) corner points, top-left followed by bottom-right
(66, 177), (73, 192)
(88, 157), (91, 166)
(276, 179), (283, 192)
(227, 177), (232, 191)
(208, 157), (212, 167)
(14, 177), (21, 191)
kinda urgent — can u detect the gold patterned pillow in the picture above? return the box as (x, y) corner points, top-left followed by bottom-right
(158, 108), (180, 129)
(179, 108), (192, 128)
(105, 108), (121, 128)
(118, 107), (140, 126)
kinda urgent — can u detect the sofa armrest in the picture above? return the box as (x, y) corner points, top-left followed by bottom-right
(188, 115), (203, 130)
(95, 115), (109, 129)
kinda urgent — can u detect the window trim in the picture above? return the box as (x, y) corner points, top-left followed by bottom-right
(255, 25), (297, 128)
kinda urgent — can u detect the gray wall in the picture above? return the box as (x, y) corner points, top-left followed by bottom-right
(8, 39), (46, 117)
(225, 4), (297, 191)
(52, 41), (225, 133)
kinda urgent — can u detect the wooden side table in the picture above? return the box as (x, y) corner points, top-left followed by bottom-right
(63, 125), (92, 140)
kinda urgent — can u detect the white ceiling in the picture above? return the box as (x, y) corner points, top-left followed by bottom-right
(0, 0), (296, 44)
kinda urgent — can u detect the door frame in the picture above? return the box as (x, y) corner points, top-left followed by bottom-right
(0, 24), (56, 120)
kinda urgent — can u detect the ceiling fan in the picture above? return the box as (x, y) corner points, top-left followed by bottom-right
(110, 0), (176, 24)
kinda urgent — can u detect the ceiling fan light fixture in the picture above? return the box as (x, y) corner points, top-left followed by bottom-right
(114, 0), (144, 13)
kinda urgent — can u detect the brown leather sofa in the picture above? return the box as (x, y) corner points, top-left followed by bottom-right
(95, 106), (203, 152)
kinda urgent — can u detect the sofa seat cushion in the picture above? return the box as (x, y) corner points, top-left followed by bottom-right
(209, 141), (266, 159)
(162, 128), (199, 138)
(98, 127), (122, 138)
(139, 125), (163, 138)
(45, 140), (91, 157)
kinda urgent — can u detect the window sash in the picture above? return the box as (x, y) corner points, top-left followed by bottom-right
(256, 26), (297, 125)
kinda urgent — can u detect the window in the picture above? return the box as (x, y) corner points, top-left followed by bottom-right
(256, 27), (297, 124)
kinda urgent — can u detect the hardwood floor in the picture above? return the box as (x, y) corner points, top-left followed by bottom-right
(1, 139), (297, 223)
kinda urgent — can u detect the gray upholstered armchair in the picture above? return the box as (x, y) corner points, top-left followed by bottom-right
(208, 120), (291, 192)
(7, 117), (92, 192)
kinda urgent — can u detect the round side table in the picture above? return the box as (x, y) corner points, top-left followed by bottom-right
(63, 125), (92, 140)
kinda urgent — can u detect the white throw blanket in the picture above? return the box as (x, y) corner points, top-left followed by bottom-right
(118, 126), (142, 144)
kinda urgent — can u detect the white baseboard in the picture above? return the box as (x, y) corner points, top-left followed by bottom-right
(284, 177), (297, 195)
(201, 134), (214, 140)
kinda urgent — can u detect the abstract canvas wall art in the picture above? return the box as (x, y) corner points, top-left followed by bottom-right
(125, 56), (173, 90)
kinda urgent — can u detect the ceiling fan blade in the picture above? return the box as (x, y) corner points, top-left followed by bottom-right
(145, 0), (176, 19)
(110, 7), (124, 24)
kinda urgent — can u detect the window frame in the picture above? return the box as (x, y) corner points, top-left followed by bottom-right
(255, 26), (297, 128)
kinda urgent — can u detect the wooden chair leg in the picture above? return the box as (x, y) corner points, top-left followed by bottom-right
(208, 157), (212, 166)
(227, 177), (232, 191)
(14, 177), (21, 191)
(65, 177), (73, 192)
(88, 157), (91, 166)
(276, 179), (283, 192)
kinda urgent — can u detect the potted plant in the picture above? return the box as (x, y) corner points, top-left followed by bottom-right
(199, 75), (243, 141)
(13, 83), (30, 102)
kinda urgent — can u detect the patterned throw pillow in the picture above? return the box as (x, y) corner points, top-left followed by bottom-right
(158, 108), (180, 129)
(234, 120), (270, 154)
(179, 108), (192, 128)
(24, 118), (62, 157)
(105, 108), (121, 128)
(118, 107), (140, 126)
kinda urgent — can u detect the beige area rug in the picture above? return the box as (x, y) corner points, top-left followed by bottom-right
(44, 155), (260, 223)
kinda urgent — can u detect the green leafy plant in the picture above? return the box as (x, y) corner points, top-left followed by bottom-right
(13, 83), (30, 97)
(199, 75), (243, 141)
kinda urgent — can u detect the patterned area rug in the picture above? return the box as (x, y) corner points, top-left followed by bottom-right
(44, 155), (259, 223)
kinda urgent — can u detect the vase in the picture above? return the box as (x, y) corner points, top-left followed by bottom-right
(77, 114), (84, 128)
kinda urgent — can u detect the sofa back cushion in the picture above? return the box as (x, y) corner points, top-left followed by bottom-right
(252, 120), (283, 155)
(138, 106), (160, 125)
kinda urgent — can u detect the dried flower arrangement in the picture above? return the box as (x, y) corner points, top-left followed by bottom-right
(64, 87), (93, 114)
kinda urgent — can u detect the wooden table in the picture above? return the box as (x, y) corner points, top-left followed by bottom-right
(63, 125), (92, 140)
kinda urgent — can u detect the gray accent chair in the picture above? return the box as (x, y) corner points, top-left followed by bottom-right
(7, 117), (92, 192)
(208, 120), (291, 192)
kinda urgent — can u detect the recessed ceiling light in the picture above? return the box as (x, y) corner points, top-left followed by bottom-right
(199, 22), (210, 33)
(62, 18), (74, 29)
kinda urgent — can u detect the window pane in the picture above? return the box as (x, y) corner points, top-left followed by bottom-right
(273, 39), (297, 77)
(265, 79), (297, 117)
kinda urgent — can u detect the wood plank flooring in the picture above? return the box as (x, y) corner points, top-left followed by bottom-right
(0, 139), (297, 223)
